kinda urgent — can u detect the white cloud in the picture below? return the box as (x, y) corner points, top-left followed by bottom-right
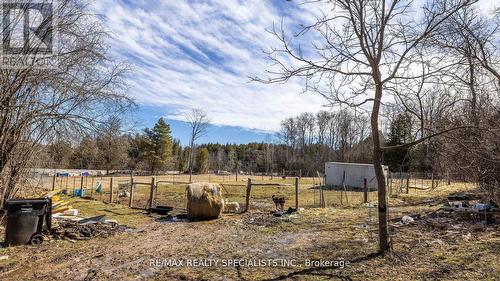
(91, 0), (328, 132)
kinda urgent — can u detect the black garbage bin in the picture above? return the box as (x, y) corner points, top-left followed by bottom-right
(4, 198), (52, 246)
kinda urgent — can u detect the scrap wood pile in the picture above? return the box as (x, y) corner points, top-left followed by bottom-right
(43, 191), (134, 242)
(49, 193), (79, 216)
(50, 219), (131, 241)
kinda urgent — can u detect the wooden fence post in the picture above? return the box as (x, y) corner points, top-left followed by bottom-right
(319, 182), (323, 208)
(149, 177), (156, 209)
(244, 178), (252, 212)
(322, 175), (326, 208)
(129, 177), (134, 207)
(109, 177), (114, 203)
(389, 173), (393, 196)
(431, 173), (435, 189)
(363, 178), (368, 203)
(406, 177), (410, 194)
(52, 174), (56, 191)
(100, 176), (103, 201)
(295, 177), (299, 210)
(90, 177), (94, 198)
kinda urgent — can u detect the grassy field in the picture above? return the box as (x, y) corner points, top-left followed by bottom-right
(1, 175), (498, 280)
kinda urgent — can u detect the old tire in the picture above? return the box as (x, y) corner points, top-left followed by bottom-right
(29, 234), (44, 245)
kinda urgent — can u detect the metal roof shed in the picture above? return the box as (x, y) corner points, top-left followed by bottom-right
(325, 162), (389, 190)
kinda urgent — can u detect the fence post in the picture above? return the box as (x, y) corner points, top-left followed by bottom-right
(244, 178), (252, 212)
(90, 177), (94, 198)
(363, 178), (368, 203)
(389, 173), (393, 196)
(129, 177), (134, 207)
(406, 177), (410, 194)
(109, 177), (114, 203)
(321, 175), (326, 208)
(149, 177), (156, 209)
(295, 177), (299, 210)
(52, 174), (56, 191)
(431, 173), (435, 189)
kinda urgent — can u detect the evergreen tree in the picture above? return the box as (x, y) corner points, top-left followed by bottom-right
(384, 114), (412, 171)
(143, 118), (173, 174)
(179, 148), (190, 172)
(196, 147), (209, 173)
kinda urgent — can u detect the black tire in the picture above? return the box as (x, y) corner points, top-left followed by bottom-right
(30, 234), (44, 245)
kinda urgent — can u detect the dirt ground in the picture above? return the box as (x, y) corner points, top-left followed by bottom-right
(0, 180), (499, 280)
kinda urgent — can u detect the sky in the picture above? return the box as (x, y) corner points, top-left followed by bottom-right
(91, 0), (499, 145)
(91, 0), (329, 145)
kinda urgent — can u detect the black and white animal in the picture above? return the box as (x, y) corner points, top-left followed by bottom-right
(272, 195), (285, 211)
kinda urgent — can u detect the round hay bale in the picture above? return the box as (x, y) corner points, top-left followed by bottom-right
(186, 183), (223, 220)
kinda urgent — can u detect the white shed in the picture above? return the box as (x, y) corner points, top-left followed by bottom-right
(325, 162), (389, 190)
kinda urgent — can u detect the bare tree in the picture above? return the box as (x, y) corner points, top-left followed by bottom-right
(186, 109), (210, 183)
(254, 0), (477, 253)
(432, 7), (500, 201)
(0, 0), (133, 205)
(96, 117), (130, 175)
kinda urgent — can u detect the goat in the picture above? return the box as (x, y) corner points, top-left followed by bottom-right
(223, 199), (240, 213)
(118, 190), (130, 198)
(272, 195), (285, 211)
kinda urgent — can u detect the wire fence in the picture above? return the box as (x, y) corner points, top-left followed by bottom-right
(20, 171), (478, 213)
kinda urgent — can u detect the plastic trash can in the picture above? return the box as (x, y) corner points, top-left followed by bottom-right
(4, 198), (52, 246)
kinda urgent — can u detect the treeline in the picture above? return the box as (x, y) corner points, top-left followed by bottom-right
(39, 112), (372, 176)
(37, 109), (414, 176)
(38, 104), (496, 179)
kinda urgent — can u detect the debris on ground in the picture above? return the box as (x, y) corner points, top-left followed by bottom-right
(440, 193), (499, 223)
(154, 214), (189, 224)
(402, 215), (415, 224)
(361, 202), (376, 208)
(79, 215), (107, 225)
(62, 209), (78, 216)
(50, 219), (132, 241)
(270, 207), (297, 217)
(390, 193), (500, 234)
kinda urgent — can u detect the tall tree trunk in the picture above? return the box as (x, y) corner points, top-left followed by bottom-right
(372, 81), (390, 254)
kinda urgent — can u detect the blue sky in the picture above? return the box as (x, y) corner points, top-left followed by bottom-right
(91, 0), (330, 144)
(133, 105), (274, 145)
